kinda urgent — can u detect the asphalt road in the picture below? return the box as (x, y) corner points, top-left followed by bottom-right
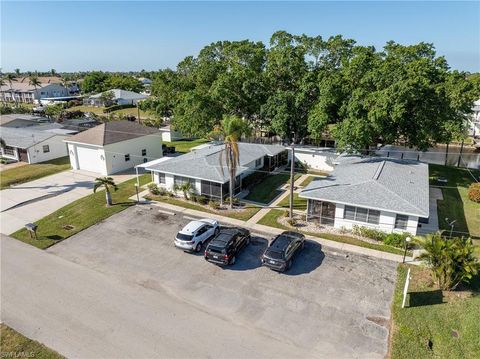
(46, 205), (398, 358)
(1, 234), (305, 359)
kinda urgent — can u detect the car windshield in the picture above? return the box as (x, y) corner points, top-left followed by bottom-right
(265, 250), (284, 260)
(176, 233), (193, 241)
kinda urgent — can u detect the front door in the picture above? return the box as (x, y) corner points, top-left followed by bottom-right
(18, 149), (28, 162)
(320, 202), (336, 226)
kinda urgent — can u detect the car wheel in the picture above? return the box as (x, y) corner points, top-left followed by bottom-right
(230, 255), (236, 265)
(195, 243), (202, 252)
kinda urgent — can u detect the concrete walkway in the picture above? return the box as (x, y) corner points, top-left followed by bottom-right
(246, 173), (310, 224)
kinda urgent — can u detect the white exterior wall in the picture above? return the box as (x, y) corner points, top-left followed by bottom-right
(67, 143), (107, 174)
(154, 173), (202, 197)
(240, 157), (264, 179)
(332, 203), (419, 235)
(0, 147), (19, 161)
(288, 148), (336, 172)
(160, 129), (183, 142)
(27, 135), (69, 164)
(34, 84), (69, 100)
(104, 135), (163, 175)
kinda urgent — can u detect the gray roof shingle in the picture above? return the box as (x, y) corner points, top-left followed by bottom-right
(299, 156), (429, 217)
(147, 142), (285, 183)
(1, 126), (59, 148)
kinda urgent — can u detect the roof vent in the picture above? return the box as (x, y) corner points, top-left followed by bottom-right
(373, 161), (386, 180)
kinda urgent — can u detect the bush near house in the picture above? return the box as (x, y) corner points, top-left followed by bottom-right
(352, 225), (411, 248)
(468, 183), (480, 203)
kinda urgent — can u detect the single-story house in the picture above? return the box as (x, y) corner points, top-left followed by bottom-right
(0, 114), (51, 128)
(86, 89), (148, 107)
(146, 142), (287, 200)
(0, 124), (76, 163)
(469, 99), (480, 137)
(159, 125), (184, 142)
(287, 145), (337, 172)
(299, 156), (429, 235)
(64, 120), (163, 175)
(0, 77), (70, 104)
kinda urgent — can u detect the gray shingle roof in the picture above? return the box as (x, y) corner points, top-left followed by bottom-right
(89, 89), (147, 101)
(147, 142), (285, 183)
(299, 156), (429, 217)
(0, 126), (58, 148)
(64, 121), (160, 146)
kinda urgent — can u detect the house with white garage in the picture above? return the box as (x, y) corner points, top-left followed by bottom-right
(146, 142), (287, 200)
(299, 156), (429, 235)
(0, 124), (75, 163)
(65, 121), (163, 175)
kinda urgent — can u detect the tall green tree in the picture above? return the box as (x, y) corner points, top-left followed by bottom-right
(81, 71), (110, 94)
(218, 116), (252, 209)
(29, 75), (41, 104)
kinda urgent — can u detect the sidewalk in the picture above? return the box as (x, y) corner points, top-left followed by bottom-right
(246, 173), (309, 224)
(139, 196), (409, 263)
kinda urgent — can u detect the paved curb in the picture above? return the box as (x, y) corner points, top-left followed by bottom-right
(142, 199), (411, 263)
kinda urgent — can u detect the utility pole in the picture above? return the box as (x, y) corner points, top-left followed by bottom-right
(289, 134), (295, 220)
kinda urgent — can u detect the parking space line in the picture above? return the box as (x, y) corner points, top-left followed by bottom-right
(157, 209), (176, 216)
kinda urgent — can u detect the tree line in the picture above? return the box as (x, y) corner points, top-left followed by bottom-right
(138, 31), (477, 151)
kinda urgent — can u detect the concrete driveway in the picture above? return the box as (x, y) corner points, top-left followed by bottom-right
(0, 170), (135, 235)
(46, 205), (397, 358)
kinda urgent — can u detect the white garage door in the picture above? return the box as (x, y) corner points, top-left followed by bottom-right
(76, 146), (105, 174)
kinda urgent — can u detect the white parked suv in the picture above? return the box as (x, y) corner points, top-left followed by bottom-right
(174, 219), (220, 252)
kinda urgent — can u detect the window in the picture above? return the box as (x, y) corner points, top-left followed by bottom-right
(142, 149), (147, 156)
(344, 205), (356, 220)
(343, 205), (380, 225)
(395, 214), (409, 230)
(255, 158), (262, 167)
(174, 176), (194, 186)
(157, 173), (166, 184)
(42, 145), (50, 153)
(124, 154), (130, 161)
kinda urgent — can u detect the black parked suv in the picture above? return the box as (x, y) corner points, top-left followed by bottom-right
(204, 228), (251, 266)
(262, 231), (305, 272)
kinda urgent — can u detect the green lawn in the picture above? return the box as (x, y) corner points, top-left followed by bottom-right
(391, 265), (480, 359)
(1, 324), (64, 359)
(145, 194), (260, 221)
(11, 175), (150, 249)
(245, 173), (299, 204)
(163, 139), (209, 153)
(298, 175), (322, 187)
(429, 164), (480, 239)
(257, 209), (405, 255)
(0, 157), (71, 190)
(278, 192), (308, 210)
(66, 105), (105, 115)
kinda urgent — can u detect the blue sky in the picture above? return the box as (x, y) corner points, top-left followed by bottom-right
(1, 1), (479, 72)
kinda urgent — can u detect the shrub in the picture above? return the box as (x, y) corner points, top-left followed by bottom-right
(190, 194), (198, 203)
(468, 183), (480, 203)
(287, 218), (297, 226)
(103, 104), (135, 113)
(147, 183), (160, 195)
(157, 187), (167, 196)
(208, 200), (220, 210)
(283, 210), (290, 217)
(197, 196), (208, 205)
(383, 232), (410, 248)
(352, 225), (387, 241)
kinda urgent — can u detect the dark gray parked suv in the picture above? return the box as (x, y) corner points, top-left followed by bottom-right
(261, 231), (305, 272)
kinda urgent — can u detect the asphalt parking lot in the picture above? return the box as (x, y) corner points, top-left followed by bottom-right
(48, 205), (397, 358)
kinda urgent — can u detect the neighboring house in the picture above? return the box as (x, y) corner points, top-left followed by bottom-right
(469, 99), (480, 137)
(0, 124), (76, 163)
(287, 146), (337, 172)
(64, 121), (162, 175)
(0, 114), (51, 128)
(138, 77), (152, 86)
(146, 142), (287, 200)
(159, 125), (184, 142)
(0, 77), (70, 104)
(299, 156), (429, 235)
(86, 89), (148, 107)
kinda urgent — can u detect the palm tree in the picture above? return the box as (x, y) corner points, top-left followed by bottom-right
(218, 116), (252, 209)
(50, 69), (57, 77)
(29, 75), (41, 105)
(416, 232), (479, 290)
(93, 177), (118, 207)
(5, 73), (17, 104)
(0, 78), (6, 104)
(174, 182), (193, 200)
(14, 68), (20, 76)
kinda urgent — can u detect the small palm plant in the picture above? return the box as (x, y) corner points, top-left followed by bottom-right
(174, 182), (193, 200)
(93, 177), (118, 207)
(29, 76), (41, 104)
